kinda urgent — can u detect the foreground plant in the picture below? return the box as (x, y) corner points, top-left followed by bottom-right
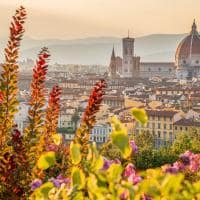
(31, 116), (200, 200)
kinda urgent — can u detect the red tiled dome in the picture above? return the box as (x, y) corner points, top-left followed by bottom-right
(175, 21), (200, 60)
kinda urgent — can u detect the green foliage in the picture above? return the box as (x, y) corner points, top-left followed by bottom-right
(31, 182), (54, 200)
(131, 108), (148, 125)
(71, 167), (85, 190)
(70, 142), (81, 165)
(172, 132), (193, 155)
(37, 151), (56, 170)
(110, 116), (132, 159)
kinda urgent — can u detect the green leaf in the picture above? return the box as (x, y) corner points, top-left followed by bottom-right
(52, 134), (62, 145)
(111, 131), (132, 159)
(37, 151), (56, 170)
(72, 167), (85, 190)
(70, 142), (82, 165)
(131, 108), (148, 125)
(107, 164), (122, 182)
(93, 155), (104, 171)
(33, 182), (54, 199)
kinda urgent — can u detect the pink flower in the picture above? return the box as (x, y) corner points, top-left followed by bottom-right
(124, 163), (135, 177)
(129, 140), (138, 154)
(120, 190), (129, 200)
(128, 174), (142, 185)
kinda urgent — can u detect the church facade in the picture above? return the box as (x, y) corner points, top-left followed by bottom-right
(109, 21), (200, 80)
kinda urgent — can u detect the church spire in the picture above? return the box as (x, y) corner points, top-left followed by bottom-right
(191, 19), (198, 35)
(111, 45), (115, 59)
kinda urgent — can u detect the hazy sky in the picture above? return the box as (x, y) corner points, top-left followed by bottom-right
(0, 0), (200, 39)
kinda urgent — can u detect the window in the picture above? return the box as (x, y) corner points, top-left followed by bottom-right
(196, 60), (199, 64)
(185, 127), (188, 131)
(170, 124), (172, 130)
(169, 132), (173, 141)
(163, 131), (167, 139)
(158, 123), (161, 129)
(148, 68), (151, 72)
(164, 124), (167, 130)
(158, 68), (161, 72)
(180, 126), (183, 131)
(158, 131), (161, 138)
(158, 116), (161, 121)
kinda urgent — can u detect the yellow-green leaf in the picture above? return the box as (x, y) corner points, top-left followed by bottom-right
(32, 182), (54, 200)
(52, 134), (62, 145)
(131, 108), (148, 125)
(37, 151), (56, 170)
(70, 142), (82, 165)
(72, 167), (85, 190)
(111, 131), (132, 159)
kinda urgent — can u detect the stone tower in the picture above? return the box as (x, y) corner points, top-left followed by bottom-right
(121, 33), (134, 78)
(108, 46), (118, 78)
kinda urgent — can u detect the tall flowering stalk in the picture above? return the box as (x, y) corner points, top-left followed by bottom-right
(74, 79), (106, 160)
(45, 85), (61, 143)
(24, 47), (50, 167)
(0, 6), (26, 149)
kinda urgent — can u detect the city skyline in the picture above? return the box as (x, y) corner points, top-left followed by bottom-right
(1, 0), (200, 39)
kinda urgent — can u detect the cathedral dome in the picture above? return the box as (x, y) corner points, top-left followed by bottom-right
(175, 20), (200, 62)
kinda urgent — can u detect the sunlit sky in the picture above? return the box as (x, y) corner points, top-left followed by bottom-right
(0, 0), (199, 39)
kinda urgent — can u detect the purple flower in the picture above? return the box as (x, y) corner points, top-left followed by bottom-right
(163, 164), (179, 174)
(129, 140), (138, 154)
(50, 178), (61, 187)
(31, 179), (42, 191)
(102, 158), (122, 171)
(102, 158), (112, 170)
(50, 175), (71, 188)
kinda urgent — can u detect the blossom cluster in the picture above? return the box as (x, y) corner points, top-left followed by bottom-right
(31, 175), (70, 191)
(163, 151), (200, 174)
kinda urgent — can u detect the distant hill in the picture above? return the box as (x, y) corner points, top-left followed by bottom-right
(0, 34), (187, 65)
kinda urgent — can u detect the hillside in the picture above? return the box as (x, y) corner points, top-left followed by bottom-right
(0, 34), (186, 65)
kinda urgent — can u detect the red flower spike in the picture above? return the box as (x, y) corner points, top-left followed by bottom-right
(0, 6), (26, 144)
(74, 79), (106, 160)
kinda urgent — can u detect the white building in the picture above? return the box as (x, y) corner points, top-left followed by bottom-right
(63, 123), (112, 144)
(14, 102), (29, 132)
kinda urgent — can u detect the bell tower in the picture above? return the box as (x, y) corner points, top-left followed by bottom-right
(121, 32), (134, 78)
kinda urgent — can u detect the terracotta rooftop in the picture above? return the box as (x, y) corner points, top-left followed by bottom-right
(176, 20), (200, 60)
(146, 109), (179, 117)
(174, 118), (200, 127)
